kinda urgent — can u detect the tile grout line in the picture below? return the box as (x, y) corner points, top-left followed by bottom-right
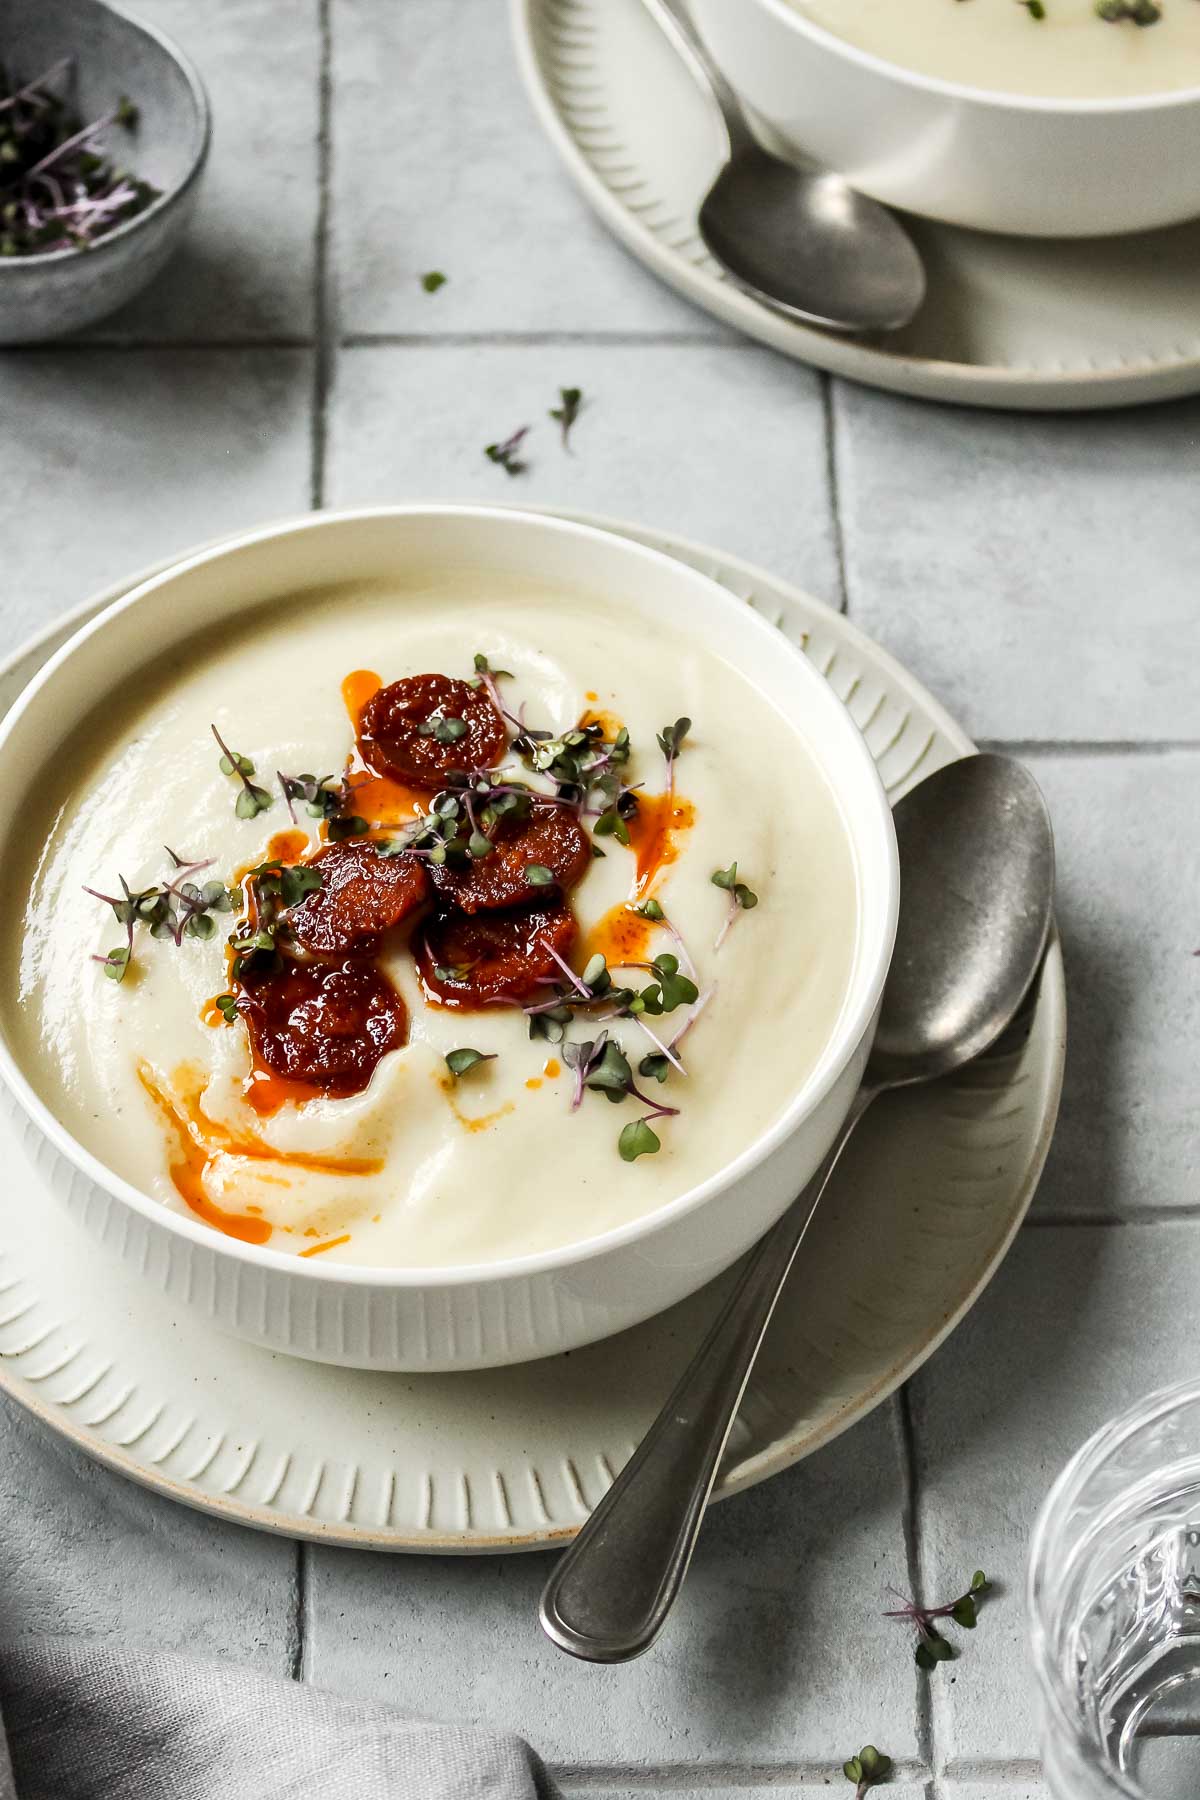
(550, 1761), (933, 1791)
(309, 0), (334, 512)
(288, 1539), (308, 1682)
(978, 738), (1200, 758)
(820, 373), (849, 616)
(895, 1387), (938, 1791)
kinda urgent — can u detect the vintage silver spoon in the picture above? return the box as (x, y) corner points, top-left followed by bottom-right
(540, 753), (1054, 1663)
(643, 0), (925, 333)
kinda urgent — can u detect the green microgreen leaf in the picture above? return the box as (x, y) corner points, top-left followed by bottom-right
(445, 1047), (496, 1078)
(326, 814), (368, 841)
(484, 425), (530, 476)
(526, 862), (554, 887)
(638, 1052), (670, 1083)
(618, 1118), (660, 1161)
(843, 1745), (893, 1799)
(549, 385), (583, 449)
(468, 830), (495, 859)
(420, 269), (447, 292)
(99, 945), (130, 982)
(633, 898), (664, 920)
(213, 724), (275, 821)
(215, 992), (240, 1023)
(585, 1040), (633, 1095)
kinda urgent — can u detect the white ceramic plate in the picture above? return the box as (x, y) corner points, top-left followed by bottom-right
(513, 0), (1200, 411)
(0, 511), (1065, 1551)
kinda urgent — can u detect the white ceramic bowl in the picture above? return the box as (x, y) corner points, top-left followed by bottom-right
(689, 0), (1200, 238)
(0, 507), (897, 1372)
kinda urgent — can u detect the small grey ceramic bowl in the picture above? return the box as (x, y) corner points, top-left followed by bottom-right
(0, 0), (209, 344)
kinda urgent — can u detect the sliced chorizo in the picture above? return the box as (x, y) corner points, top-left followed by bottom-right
(429, 801), (590, 914)
(416, 902), (577, 1007)
(359, 674), (507, 786)
(239, 958), (408, 1095)
(288, 838), (429, 957)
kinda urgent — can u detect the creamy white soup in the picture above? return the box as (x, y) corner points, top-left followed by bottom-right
(786, 0), (1200, 98)
(6, 577), (859, 1268)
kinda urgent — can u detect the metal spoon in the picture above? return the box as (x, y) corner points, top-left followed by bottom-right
(540, 753), (1054, 1663)
(643, 0), (926, 333)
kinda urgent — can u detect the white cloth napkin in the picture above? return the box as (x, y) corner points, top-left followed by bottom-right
(0, 1640), (558, 1799)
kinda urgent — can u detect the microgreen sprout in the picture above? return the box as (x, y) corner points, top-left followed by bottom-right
(1095, 0), (1159, 19)
(278, 767), (364, 836)
(420, 270), (447, 292)
(1018, 0), (1046, 15)
(214, 992), (241, 1024)
(843, 1746), (893, 1800)
(711, 861), (759, 949)
(212, 724), (273, 820)
(884, 1570), (991, 1669)
(549, 385), (583, 449)
(227, 859), (323, 979)
(656, 716), (690, 796)
(484, 425), (530, 476)
(526, 863), (554, 886)
(445, 1047), (496, 1078)
(85, 850), (232, 982)
(468, 652), (516, 722)
(632, 897), (664, 921)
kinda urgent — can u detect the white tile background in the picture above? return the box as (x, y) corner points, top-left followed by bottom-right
(2, 0), (1198, 1790)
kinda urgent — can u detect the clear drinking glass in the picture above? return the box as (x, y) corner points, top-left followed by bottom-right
(1030, 1380), (1200, 1800)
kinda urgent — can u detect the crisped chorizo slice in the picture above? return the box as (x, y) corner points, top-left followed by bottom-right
(416, 902), (577, 1007)
(429, 800), (590, 914)
(359, 674), (507, 786)
(288, 838), (429, 957)
(239, 958), (408, 1095)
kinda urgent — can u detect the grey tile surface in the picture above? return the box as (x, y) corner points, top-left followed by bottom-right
(0, 1398), (295, 1667)
(3, 0), (1197, 1785)
(0, 349), (311, 635)
(1027, 750), (1200, 1219)
(911, 1224), (1200, 1764)
(834, 387), (1200, 743)
(306, 1406), (918, 1766)
(331, 0), (722, 338)
(326, 342), (841, 596)
(85, 0), (321, 341)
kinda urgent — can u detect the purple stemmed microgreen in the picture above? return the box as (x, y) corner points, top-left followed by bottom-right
(561, 1032), (680, 1160)
(484, 425), (530, 476)
(277, 766), (367, 838)
(884, 1570), (991, 1669)
(212, 724), (273, 820)
(227, 859), (323, 980)
(843, 1746), (893, 1800)
(0, 60), (160, 257)
(656, 717), (690, 798)
(85, 849), (234, 982)
(469, 652), (517, 728)
(549, 386), (583, 450)
(711, 861), (759, 949)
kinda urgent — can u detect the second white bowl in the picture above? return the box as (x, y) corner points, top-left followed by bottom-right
(689, 0), (1200, 238)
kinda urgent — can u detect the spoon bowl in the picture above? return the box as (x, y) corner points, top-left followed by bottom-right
(699, 147), (926, 334)
(644, 0), (926, 333)
(870, 754), (1055, 1086)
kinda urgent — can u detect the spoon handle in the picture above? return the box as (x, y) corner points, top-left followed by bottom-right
(641, 0), (759, 160)
(539, 1083), (879, 1663)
